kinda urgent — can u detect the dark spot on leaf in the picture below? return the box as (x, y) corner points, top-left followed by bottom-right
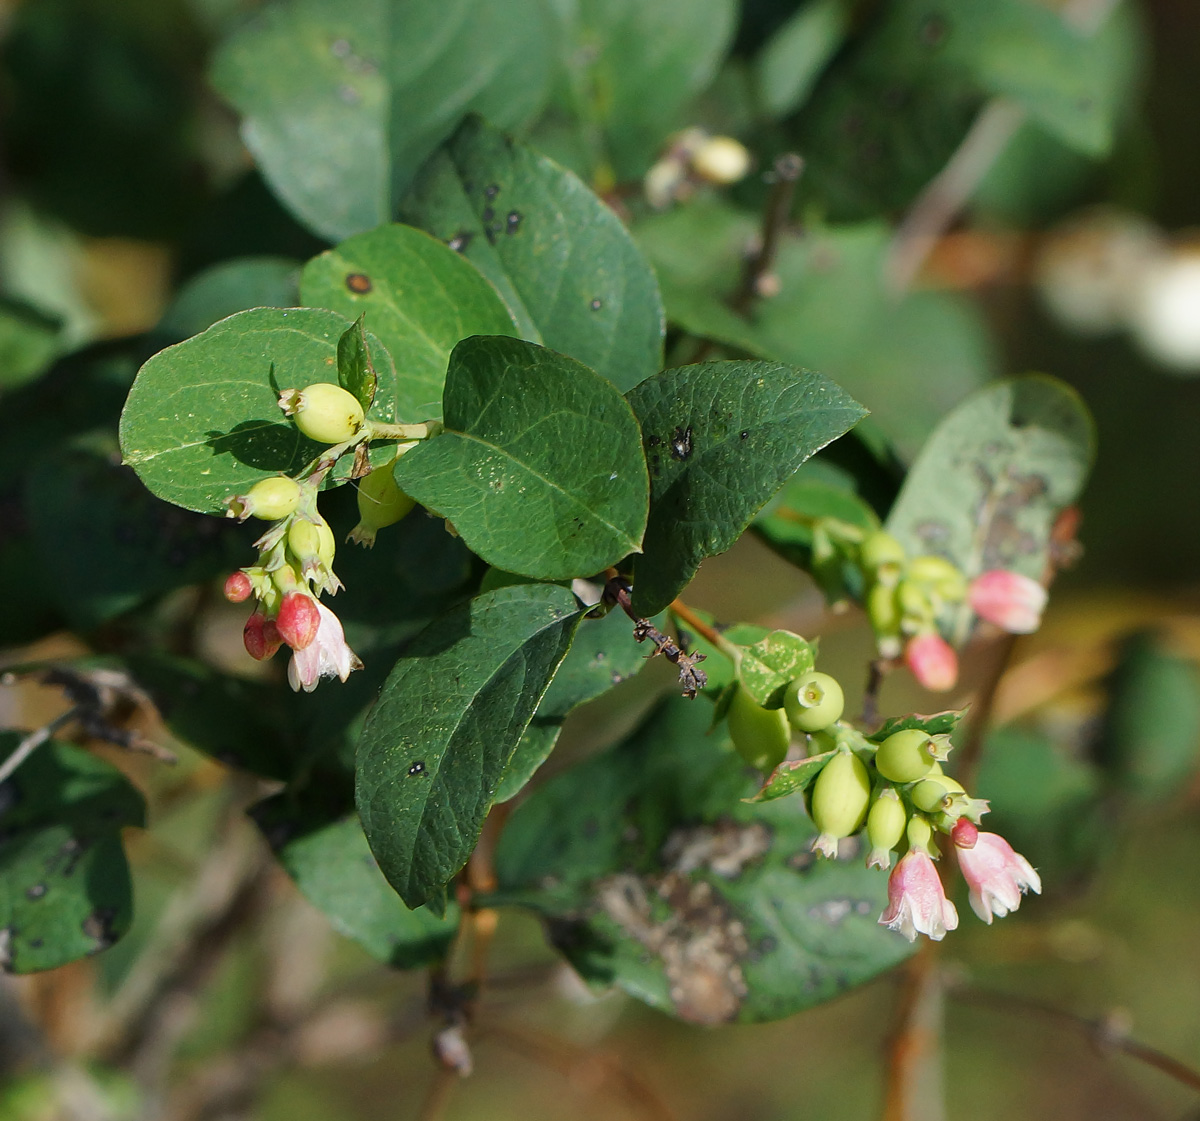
(82, 909), (118, 953)
(647, 434), (662, 447)
(590, 298), (603, 311)
(28, 938), (42, 949)
(346, 273), (373, 294)
(740, 430), (749, 440)
(582, 817), (599, 839)
(447, 230), (473, 253)
(758, 935), (777, 954)
(670, 426), (693, 461)
(25, 883), (46, 901)
(506, 211), (522, 234)
(408, 760), (426, 776)
(481, 206), (495, 224)
(484, 183), (500, 200)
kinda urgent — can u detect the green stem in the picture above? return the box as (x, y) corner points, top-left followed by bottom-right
(365, 419), (443, 442)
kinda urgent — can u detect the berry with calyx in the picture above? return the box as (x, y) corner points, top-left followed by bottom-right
(275, 592), (321, 650)
(279, 383), (364, 444)
(911, 777), (954, 814)
(810, 748), (871, 857)
(875, 728), (938, 783)
(727, 686), (791, 773)
(866, 787), (908, 869)
(224, 571), (253, 603)
(906, 813), (938, 858)
(784, 671), (845, 733)
(861, 531), (906, 583)
(226, 476), (302, 522)
(349, 463), (417, 547)
(243, 612), (283, 661)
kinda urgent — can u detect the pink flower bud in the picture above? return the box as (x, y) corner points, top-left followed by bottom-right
(224, 572), (253, 603)
(879, 849), (959, 942)
(953, 829), (1041, 923)
(950, 817), (978, 849)
(904, 632), (958, 692)
(243, 612), (283, 661)
(968, 570), (1048, 634)
(275, 592), (321, 650)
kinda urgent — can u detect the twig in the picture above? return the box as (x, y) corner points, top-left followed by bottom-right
(0, 707), (81, 785)
(730, 153), (804, 316)
(955, 633), (1018, 790)
(667, 598), (725, 652)
(882, 944), (944, 1121)
(885, 98), (1026, 294)
(954, 986), (1200, 1096)
(861, 658), (889, 730)
(602, 577), (708, 698)
(417, 1067), (459, 1121)
(483, 1022), (678, 1121)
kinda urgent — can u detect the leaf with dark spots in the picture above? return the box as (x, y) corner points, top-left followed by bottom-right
(885, 376), (1094, 637)
(357, 584), (583, 910)
(0, 735), (142, 973)
(401, 116), (664, 392)
(626, 360), (867, 616)
(495, 698), (911, 1023)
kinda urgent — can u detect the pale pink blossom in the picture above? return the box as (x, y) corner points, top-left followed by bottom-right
(287, 602), (362, 692)
(953, 830), (1041, 923)
(904, 632), (958, 692)
(968, 570), (1048, 634)
(879, 850), (959, 942)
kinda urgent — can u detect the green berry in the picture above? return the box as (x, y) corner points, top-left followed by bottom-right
(228, 476), (302, 521)
(727, 687), (791, 773)
(896, 579), (935, 628)
(348, 463), (416, 546)
(867, 582), (900, 634)
(910, 777), (952, 813)
(875, 728), (937, 783)
(784, 671), (845, 732)
(906, 813), (936, 856)
(907, 555), (967, 600)
(861, 531), (906, 573)
(288, 383), (365, 444)
(810, 749), (871, 849)
(866, 788), (908, 868)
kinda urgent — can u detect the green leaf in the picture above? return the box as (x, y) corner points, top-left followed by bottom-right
(754, 0), (850, 118)
(567, 0), (737, 177)
(24, 436), (250, 629)
(634, 205), (995, 457)
(254, 797), (458, 968)
(393, 335), (649, 581)
(0, 297), (60, 391)
(299, 223), (518, 420)
(336, 315), (377, 411)
(626, 360), (866, 616)
(156, 257), (301, 340)
(356, 584), (583, 910)
(1096, 632), (1200, 802)
(0, 736), (144, 973)
(210, 0), (557, 242)
(119, 307), (394, 515)
(749, 751), (835, 803)
(736, 630), (817, 708)
(495, 698), (911, 1023)
(884, 375), (1095, 632)
(868, 710), (966, 743)
(400, 116), (665, 392)
(496, 606), (654, 803)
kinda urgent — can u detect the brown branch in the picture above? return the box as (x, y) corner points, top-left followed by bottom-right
(483, 1023), (678, 1121)
(603, 577), (707, 698)
(730, 153), (804, 316)
(882, 945), (945, 1121)
(954, 986), (1200, 1096)
(667, 598), (723, 650)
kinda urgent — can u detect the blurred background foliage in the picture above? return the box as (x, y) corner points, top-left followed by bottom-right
(1, 0), (1200, 1118)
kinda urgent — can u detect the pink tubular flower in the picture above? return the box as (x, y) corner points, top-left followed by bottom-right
(953, 830), (1041, 924)
(879, 850), (959, 942)
(968, 570), (1048, 634)
(287, 601), (363, 692)
(904, 632), (958, 692)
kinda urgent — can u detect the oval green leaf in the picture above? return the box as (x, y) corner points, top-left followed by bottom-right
(393, 335), (650, 581)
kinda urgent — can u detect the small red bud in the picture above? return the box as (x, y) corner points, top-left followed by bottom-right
(904, 632), (958, 692)
(276, 592), (321, 650)
(224, 572), (253, 603)
(243, 612), (283, 660)
(951, 817), (979, 849)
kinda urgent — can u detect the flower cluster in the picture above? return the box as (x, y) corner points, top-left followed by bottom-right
(223, 475), (361, 692)
(732, 657), (1042, 943)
